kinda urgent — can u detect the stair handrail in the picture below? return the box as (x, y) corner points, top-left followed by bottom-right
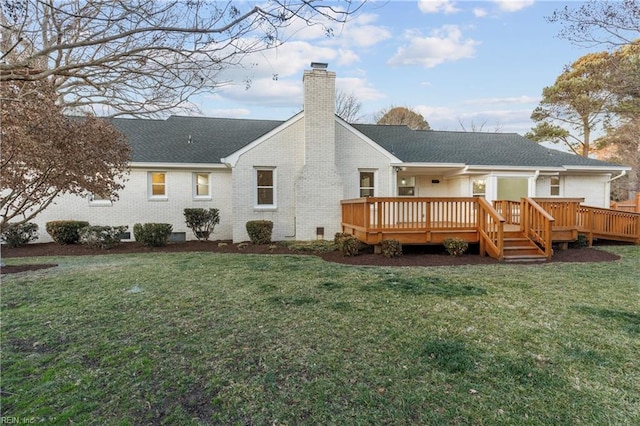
(521, 198), (554, 260)
(477, 197), (505, 260)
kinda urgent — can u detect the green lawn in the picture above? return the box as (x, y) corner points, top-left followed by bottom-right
(2, 246), (639, 424)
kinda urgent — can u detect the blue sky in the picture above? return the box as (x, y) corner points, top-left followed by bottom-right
(192, 1), (597, 135)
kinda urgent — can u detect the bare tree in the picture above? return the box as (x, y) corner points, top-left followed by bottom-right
(457, 118), (503, 133)
(547, 0), (640, 48)
(1, 79), (131, 231)
(335, 90), (363, 123)
(0, 0), (365, 117)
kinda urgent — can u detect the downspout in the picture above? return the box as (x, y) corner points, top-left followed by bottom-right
(531, 170), (540, 197)
(608, 170), (626, 182)
(606, 171), (626, 209)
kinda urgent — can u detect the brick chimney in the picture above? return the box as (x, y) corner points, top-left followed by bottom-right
(294, 62), (344, 239)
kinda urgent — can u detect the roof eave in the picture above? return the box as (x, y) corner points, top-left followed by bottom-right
(562, 165), (631, 172)
(130, 162), (230, 169)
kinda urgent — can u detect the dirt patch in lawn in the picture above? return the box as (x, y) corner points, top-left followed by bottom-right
(1, 240), (622, 274)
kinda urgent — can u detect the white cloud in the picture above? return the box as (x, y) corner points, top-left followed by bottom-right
(493, 0), (535, 12)
(413, 105), (457, 122)
(334, 13), (393, 48)
(462, 95), (541, 105)
(456, 108), (534, 132)
(215, 40), (337, 83)
(216, 78), (303, 107)
(207, 40), (334, 107)
(202, 108), (251, 118)
(429, 108), (534, 133)
(335, 49), (361, 66)
(473, 8), (488, 17)
(418, 0), (461, 14)
(388, 26), (480, 68)
(336, 77), (386, 102)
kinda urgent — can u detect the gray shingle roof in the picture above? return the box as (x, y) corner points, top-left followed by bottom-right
(111, 116), (283, 164)
(111, 115), (621, 169)
(352, 124), (620, 169)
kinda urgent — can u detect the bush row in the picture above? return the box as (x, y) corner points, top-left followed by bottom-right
(1, 218), (471, 257)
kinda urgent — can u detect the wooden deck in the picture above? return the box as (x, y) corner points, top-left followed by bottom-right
(341, 197), (640, 261)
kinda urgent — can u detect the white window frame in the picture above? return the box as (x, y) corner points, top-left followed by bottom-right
(550, 176), (561, 196)
(398, 176), (416, 196)
(88, 193), (113, 207)
(148, 171), (168, 200)
(255, 167), (276, 209)
(193, 172), (212, 200)
(359, 169), (376, 198)
(472, 178), (486, 198)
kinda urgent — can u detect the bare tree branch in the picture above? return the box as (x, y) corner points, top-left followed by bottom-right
(1, 0), (365, 117)
(335, 89), (363, 123)
(547, 0), (640, 48)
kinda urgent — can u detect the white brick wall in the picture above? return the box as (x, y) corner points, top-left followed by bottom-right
(563, 174), (610, 207)
(28, 167), (233, 243)
(231, 119), (304, 242)
(336, 124), (393, 198)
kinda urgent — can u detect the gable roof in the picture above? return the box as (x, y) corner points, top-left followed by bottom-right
(110, 115), (624, 171)
(352, 124), (623, 170)
(111, 115), (283, 164)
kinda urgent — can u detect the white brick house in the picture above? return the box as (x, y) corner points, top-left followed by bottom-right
(30, 63), (628, 243)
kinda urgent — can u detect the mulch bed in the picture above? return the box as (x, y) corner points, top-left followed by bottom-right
(1, 240), (623, 275)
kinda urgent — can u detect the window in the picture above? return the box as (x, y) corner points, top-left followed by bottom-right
(149, 172), (167, 198)
(472, 179), (486, 198)
(256, 168), (275, 207)
(360, 171), (375, 197)
(193, 172), (211, 199)
(398, 176), (415, 196)
(89, 193), (112, 206)
(550, 176), (560, 196)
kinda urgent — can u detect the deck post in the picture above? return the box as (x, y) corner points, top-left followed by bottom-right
(478, 206), (486, 257)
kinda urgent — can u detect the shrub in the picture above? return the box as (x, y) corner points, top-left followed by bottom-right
(570, 233), (589, 248)
(443, 238), (468, 257)
(184, 208), (220, 241)
(46, 220), (90, 244)
(1, 222), (39, 248)
(335, 233), (359, 257)
(381, 239), (403, 258)
(79, 225), (128, 250)
(284, 240), (337, 253)
(334, 232), (349, 244)
(133, 223), (172, 247)
(246, 220), (273, 244)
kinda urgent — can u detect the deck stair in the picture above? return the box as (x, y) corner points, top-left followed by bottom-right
(502, 231), (549, 262)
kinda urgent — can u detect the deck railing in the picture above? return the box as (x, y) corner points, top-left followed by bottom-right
(521, 198), (554, 260)
(611, 194), (640, 213)
(341, 197), (483, 232)
(533, 198), (583, 230)
(342, 197), (638, 261)
(493, 200), (521, 225)
(577, 205), (640, 244)
(477, 198), (505, 260)
(341, 197), (506, 258)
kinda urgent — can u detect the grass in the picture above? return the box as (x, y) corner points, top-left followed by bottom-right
(1, 246), (639, 424)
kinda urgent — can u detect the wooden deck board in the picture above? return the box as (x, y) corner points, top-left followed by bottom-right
(342, 197), (640, 260)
